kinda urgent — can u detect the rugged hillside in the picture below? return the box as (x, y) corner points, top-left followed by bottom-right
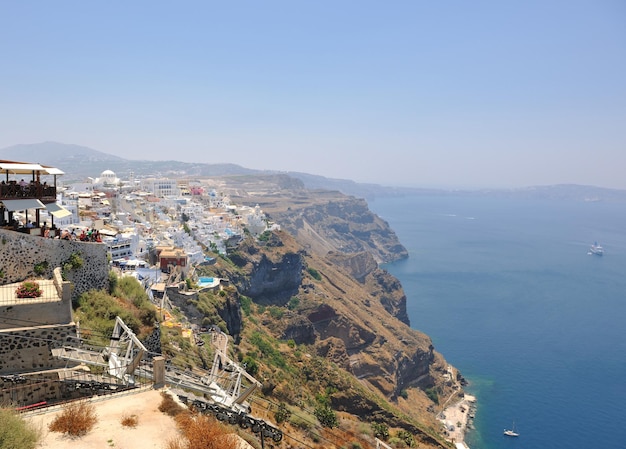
(204, 174), (409, 264)
(162, 177), (463, 448)
(185, 229), (458, 448)
(221, 230), (442, 391)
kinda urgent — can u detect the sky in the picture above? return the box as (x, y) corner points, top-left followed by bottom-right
(1, 1), (625, 189)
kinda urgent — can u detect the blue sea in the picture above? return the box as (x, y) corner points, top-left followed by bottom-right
(368, 194), (626, 449)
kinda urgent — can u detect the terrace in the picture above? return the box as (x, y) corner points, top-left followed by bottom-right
(0, 160), (66, 232)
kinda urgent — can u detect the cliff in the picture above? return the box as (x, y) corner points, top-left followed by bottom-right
(182, 176), (461, 446)
(206, 174), (409, 264)
(210, 230), (445, 392)
(0, 171), (458, 448)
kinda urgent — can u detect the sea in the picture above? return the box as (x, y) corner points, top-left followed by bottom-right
(368, 194), (626, 449)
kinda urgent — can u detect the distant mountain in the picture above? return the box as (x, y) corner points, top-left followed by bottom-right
(457, 184), (626, 202)
(0, 141), (124, 164)
(0, 141), (258, 182)
(0, 141), (401, 197)
(2, 142), (626, 202)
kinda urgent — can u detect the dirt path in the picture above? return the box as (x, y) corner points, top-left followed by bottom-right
(27, 388), (179, 449)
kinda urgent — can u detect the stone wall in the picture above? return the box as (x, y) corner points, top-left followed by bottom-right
(0, 231), (144, 406)
(0, 229), (109, 302)
(0, 372), (63, 407)
(0, 324), (78, 375)
(0, 369), (136, 407)
(0, 297), (73, 330)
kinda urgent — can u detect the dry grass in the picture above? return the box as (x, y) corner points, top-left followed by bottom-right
(120, 413), (139, 428)
(158, 392), (186, 417)
(165, 412), (238, 449)
(48, 401), (98, 437)
(0, 408), (41, 449)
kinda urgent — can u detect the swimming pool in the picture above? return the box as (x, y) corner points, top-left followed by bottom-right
(197, 277), (215, 288)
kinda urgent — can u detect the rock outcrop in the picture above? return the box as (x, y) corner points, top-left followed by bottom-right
(215, 175), (409, 264)
(211, 230), (447, 402)
(168, 175), (456, 446)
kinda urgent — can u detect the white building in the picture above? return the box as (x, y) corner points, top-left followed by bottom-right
(144, 179), (180, 198)
(93, 169), (121, 187)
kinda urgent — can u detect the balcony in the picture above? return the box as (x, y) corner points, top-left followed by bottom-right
(0, 182), (57, 203)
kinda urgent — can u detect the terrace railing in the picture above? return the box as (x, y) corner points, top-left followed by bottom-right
(0, 182), (57, 202)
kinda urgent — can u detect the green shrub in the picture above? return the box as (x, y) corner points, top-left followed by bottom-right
(268, 306), (284, 320)
(395, 430), (415, 447)
(0, 408), (40, 449)
(108, 270), (118, 294)
(287, 296), (300, 310)
(62, 252), (84, 280)
(307, 267), (322, 281)
(76, 290), (144, 343)
(274, 402), (292, 424)
(242, 355), (259, 376)
(249, 331), (287, 369)
(314, 404), (338, 428)
(372, 422), (389, 440)
(33, 260), (49, 275)
(65, 253), (83, 269)
(289, 415), (312, 430)
(114, 276), (149, 308)
(240, 295), (252, 316)
(425, 387), (439, 404)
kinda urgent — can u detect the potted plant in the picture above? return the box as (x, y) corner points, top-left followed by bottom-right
(15, 280), (43, 298)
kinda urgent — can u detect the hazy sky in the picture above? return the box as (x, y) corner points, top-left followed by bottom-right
(1, 1), (625, 189)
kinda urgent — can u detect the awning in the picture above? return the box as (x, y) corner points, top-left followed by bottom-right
(45, 203), (72, 218)
(0, 162), (64, 175)
(42, 167), (65, 175)
(1, 199), (46, 211)
(0, 163), (45, 174)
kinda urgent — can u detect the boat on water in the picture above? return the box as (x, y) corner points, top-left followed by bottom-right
(590, 242), (604, 256)
(504, 422), (519, 437)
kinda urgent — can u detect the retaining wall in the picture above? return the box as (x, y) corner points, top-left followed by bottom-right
(0, 324), (78, 375)
(0, 229), (109, 302)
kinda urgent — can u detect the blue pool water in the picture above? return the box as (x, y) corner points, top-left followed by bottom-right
(197, 277), (215, 287)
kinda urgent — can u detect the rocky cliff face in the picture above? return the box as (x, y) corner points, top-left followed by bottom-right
(216, 175), (409, 264)
(265, 194), (409, 264)
(212, 230), (448, 402)
(194, 175), (457, 446)
(226, 237), (304, 306)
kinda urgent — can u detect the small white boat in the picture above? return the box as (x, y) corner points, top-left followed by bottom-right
(590, 242), (604, 256)
(504, 422), (519, 437)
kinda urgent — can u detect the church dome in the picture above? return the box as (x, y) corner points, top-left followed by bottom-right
(100, 169), (117, 179)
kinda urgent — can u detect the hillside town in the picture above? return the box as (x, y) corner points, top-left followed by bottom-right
(0, 161), (289, 447)
(0, 160), (467, 449)
(1, 162), (279, 291)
